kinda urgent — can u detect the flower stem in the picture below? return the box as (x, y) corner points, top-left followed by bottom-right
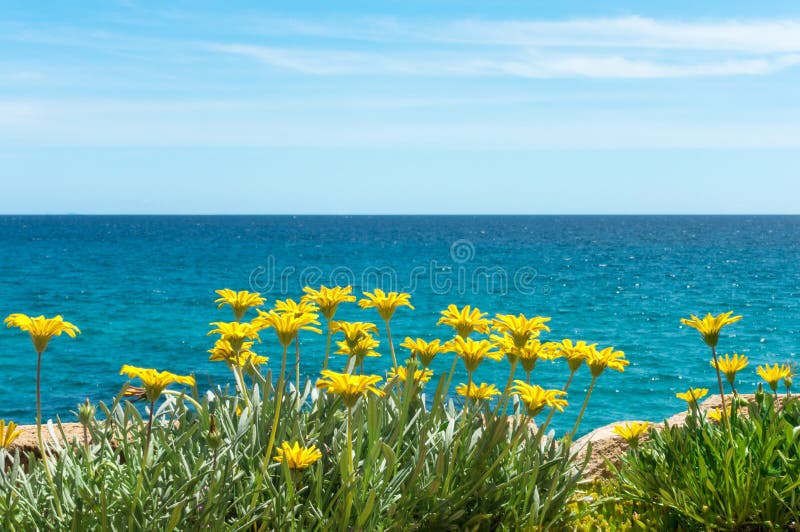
(35, 350), (63, 518)
(443, 351), (459, 397)
(568, 375), (597, 441)
(322, 321), (333, 371)
(343, 408), (355, 529)
(494, 359), (518, 417)
(385, 319), (398, 367)
(562, 368), (577, 394)
(295, 337), (301, 411)
(264, 344), (289, 471)
(711, 346), (734, 441)
(129, 400), (154, 529)
(464, 371), (473, 416)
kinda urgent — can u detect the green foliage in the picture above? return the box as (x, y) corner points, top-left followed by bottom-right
(615, 395), (800, 531)
(570, 480), (668, 531)
(0, 368), (587, 530)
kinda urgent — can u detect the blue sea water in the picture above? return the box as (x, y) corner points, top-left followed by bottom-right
(0, 215), (798, 437)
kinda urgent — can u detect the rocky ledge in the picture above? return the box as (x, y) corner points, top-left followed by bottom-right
(573, 393), (791, 481)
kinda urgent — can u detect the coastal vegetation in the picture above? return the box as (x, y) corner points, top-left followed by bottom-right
(0, 290), (796, 530)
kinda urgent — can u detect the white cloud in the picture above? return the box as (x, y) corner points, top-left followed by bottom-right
(209, 42), (800, 79)
(433, 17), (800, 53)
(203, 15), (800, 79)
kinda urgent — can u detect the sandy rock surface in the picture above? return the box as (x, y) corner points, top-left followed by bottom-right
(573, 393), (770, 480)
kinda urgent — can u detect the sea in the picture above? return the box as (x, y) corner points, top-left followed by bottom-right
(1, 215), (798, 437)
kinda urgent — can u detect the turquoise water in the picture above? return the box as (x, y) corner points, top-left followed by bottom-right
(0, 215), (798, 437)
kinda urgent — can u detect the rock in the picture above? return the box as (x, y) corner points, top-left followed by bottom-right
(572, 393), (785, 481)
(4, 422), (91, 468)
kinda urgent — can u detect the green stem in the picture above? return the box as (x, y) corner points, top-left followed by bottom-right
(569, 375), (597, 440)
(385, 320), (398, 368)
(129, 400), (155, 529)
(443, 351), (459, 398)
(323, 321), (333, 371)
(343, 408), (354, 530)
(264, 343), (289, 470)
(36, 350), (63, 518)
(711, 346), (734, 441)
(295, 337), (301, 411)
(562, 368), (577, 393)
(495, 360), (518, 417)
(464, 371), (473, 416)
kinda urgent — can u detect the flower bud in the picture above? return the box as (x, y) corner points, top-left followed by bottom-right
(78, 398), (95, 427)
(207, 415), (222, 451)
(755, 382), (765, 403)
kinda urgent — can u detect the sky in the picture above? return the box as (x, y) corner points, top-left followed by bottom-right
(2, 0), (800, 214)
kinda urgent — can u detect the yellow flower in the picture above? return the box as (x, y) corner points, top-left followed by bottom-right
(241, 353), (269, 368)
(208, 340), (269, 368)
(253, 310), (321, 348)
(710, 353), (748, 386)
(455, 382), (501, 401)
(680, 311), (742, 348)
(437, 304), (490, 338)
(555, 339), (596, 372)
(273, 441), (323, 470)
(518, 339), (552, 373)
(208, 338), (261, 365)
(358, 289), (414, 321)
(272, 298), (320, 318)
(207, 321), (261, 351)
(316, 370), (385, 408)
(585, 346), (629, 377)
(335, 335), (382, 363)
(612, 422), (651, 446)
(388, 365), (434, 385)
(214, 289), (265, 321)
(707, 406), (738, 423)
(757, 363), (792, 393)
(332, 321), (379, 348)
(448, 336), (502, 373)
(0, 419), (23, 448)
(511, 381), (568, 417)
(675, 387), (708, 407)
(4, 314), (80, 354)
(119, 365), (195, 403)
(492, 314), (551, 348)
(491, 333), (521, 364)
(301, 285), (356, 320)
(400, 337), (448, 367)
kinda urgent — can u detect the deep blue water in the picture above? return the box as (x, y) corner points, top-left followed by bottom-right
(0, 215), (798, 437)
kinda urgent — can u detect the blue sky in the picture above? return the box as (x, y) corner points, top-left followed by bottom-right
(2, 0), (800, 214)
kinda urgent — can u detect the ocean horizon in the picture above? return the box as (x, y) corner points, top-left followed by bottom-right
(1, 214), (798, 437)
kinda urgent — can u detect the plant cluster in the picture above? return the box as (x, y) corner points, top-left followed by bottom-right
(0, 286), (631, 530)
(603, 312), (800, 530)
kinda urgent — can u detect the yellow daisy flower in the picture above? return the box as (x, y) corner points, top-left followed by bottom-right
(273, 441), (323, 470)
(4, 313), (80, 354)
(316, 370), (385, 408)
(437, 304), (490, 338)
(680, 311), (742, 348)
(492, 314), (551, 348)
(214, 289), (265, 321)
(358, 289), (414, 321)
(119, 365), (195, 403)
(455, 382), (501, 401)
(301, 285), (356, 320)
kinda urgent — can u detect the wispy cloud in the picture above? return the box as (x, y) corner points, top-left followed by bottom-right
(203, 15), (800, 79)
(423, 17), (800, 53)
(210, 43), (800, 79)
